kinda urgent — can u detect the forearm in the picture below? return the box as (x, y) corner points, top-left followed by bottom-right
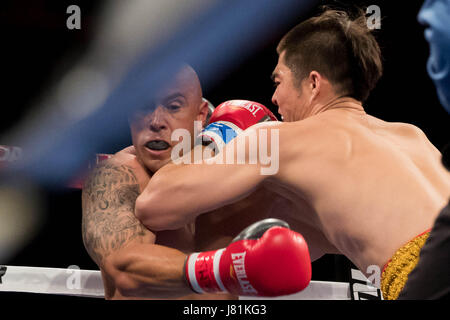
(104, 243), (192, 299)
(136, 140), (266, 231)
(136, 164), (260, 231)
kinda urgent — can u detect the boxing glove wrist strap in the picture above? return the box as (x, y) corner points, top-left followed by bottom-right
(185, 249), (227, 294)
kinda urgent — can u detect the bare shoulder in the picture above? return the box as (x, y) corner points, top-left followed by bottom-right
(111, 146), (151, 189)
(249, 120), (317, 132)
(250, 120), (323, 145)
(399, 124), (439, 152)
(112, 146), (137, 162)
(363, 115), (426, 138)
(386, 121), (427, 138)
(83, 157), (139, 195)
(277, 118), (329, 154)
(380, 121), (442, 155)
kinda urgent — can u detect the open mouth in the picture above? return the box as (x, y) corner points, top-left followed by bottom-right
(145, 140), (170, 151)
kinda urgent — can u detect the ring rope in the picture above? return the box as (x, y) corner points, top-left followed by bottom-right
(0, 265), (353, 299)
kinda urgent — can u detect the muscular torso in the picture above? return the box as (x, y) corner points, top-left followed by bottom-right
(268, 107), (450, 275)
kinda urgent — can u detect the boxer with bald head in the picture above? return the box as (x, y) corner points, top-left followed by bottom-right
(135, 9), (450, 300)
(82, 65), (311, 299)
(82, 64), (213, 299)
(129, 65), (205, 173)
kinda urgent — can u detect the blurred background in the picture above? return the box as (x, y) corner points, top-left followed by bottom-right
(0, 0), (448, 294)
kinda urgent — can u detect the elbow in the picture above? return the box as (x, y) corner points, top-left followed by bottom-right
(111, 272), (139, 298)
(135, 193), (184, 232)
(134, 194), (151, 227)
(135, 194), (167, 231)
(114, 273), (143, 298)
(103, 254), (142, 298)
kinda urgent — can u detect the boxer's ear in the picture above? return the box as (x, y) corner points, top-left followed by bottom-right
(308, 71), (322, 103)
(197, 99), (210, 127)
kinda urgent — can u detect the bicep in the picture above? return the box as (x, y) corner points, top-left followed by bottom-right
(82, 162), (155, 266)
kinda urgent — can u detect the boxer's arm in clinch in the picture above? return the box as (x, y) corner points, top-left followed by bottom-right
(135, 122), (280, 231)
(82, 159), (193, 299)
(83, 156), (312, 298)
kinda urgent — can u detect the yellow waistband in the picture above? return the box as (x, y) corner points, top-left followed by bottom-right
(380, 230), (430, 300)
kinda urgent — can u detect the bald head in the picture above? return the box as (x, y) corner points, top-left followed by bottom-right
(129, 64), (209, 173)
(157, 64), (203, 111)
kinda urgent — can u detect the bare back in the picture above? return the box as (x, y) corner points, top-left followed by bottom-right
(269, 109), (450, 274)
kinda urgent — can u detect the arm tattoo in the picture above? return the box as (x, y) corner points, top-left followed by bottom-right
(82, 162), (149, 265)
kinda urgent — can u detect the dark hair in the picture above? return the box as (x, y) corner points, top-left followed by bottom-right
(277, 8), (382, 102)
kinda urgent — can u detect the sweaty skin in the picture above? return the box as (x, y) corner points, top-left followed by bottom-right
(136, 54), (450, 279)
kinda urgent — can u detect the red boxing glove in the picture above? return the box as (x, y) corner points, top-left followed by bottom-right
(198, 100), (278, 151)
(185, 219), (311, 297)
(210, 100), (278, 129)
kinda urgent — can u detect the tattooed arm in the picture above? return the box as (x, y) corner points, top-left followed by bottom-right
(82, 160), (192, 299)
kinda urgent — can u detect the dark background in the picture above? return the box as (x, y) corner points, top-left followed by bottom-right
(1, 0), (448, 288)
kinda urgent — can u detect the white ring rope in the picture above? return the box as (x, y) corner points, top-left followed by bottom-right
(0, 265), (356, 299)
(0, 265), (104, 298)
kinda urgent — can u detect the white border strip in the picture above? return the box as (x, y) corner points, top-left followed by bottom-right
(0, 265), (351, 299)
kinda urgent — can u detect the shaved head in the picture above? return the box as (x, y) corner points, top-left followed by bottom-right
(157, 64), (203, 111)
(130, 64), (209, 173)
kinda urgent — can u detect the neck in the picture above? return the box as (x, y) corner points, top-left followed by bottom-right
(305, 96), (365, 119)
